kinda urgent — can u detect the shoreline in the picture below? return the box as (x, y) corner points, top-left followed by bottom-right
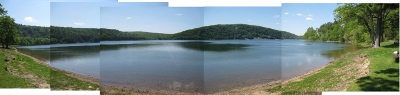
(14, 47), (100, 86)
(14, 47), (201, 94)
(209, 47), (359, 94)
(14, 45), (360, 94)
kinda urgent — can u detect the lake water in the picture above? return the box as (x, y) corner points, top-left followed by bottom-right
(16, 40), (362, 94)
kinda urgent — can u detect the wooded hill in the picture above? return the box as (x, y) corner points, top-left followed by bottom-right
(16, 24), (298, 45)
(174, 24), (298, 40)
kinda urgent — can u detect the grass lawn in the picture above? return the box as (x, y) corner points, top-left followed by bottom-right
(50, 69), (99, 90)
(347, 41), (399, 91)
(266, 41), (399, 94)
(0, 48), (33, 88)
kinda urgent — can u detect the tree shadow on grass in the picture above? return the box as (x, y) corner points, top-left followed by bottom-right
(355, 68), (399, 91)
(382, 43), (399, 48)
(375, 68), (399, 77)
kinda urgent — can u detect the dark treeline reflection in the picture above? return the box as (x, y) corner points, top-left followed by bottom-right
(100, 41), (252, 52)
(100, 44), (161, 51)
(50, 46), (99, 62)
(175, 41), (252, 52)
(18, 48), (50, 62)
(18, 41), (252, 63)
(321, 44), (364, 59)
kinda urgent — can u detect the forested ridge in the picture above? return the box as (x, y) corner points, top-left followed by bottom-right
(175, 24), (298, 40)
(303, 3), (399, 48)
(15, 24), (298, 45)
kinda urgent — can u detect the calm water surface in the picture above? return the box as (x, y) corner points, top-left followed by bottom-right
(17, 40), (362, 93)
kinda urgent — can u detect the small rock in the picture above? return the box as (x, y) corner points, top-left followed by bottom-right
(4, 67), (8, 72)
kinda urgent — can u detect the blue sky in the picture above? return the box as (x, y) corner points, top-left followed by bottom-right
(0, 0), (342, 35)
(101, 7), (204, 34)
(0, 0), (118, 27)
(282, 3), (340, 35)
(0, 0), (166, 27)
(204, 7), (281, 30)
(51, 2), (167, 28)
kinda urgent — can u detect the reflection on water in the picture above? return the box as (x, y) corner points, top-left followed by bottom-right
(282, 40), (363, 80)
(18, 46), (50, 64)
(16, 40), (362, 94)
(50, 45), (100, 78)
(204, 40), (281, 93)
(176, 41), (252, 52)
(100, 41), (205, 93)
(321, 44), (364, 59)
(100, 41), (256, 93)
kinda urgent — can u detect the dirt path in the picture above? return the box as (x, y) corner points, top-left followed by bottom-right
(332, 54), (370, 91)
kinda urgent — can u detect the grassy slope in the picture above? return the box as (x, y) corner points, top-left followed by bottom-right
(0, 48), (99, 90)
(0, 48), (32, 88)
(347, 42), (399, 91)
(50, 69), (99, 90)
(266, 41), (399, 94)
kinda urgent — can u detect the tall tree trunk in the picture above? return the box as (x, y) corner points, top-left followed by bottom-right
(370, 14), (376, 47)
(380, 20), (385, 42)
(374, 14), (383, 48)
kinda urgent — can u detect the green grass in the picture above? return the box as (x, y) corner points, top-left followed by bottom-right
(19, 54), (50, 82)
(0, 47), (99, 90)
(0, 48), (32, 88)
(50, 69), (99, 90)
(347, 41), (399, 91)
(266, 41), (399, 94)
(0, 48), (35, 88)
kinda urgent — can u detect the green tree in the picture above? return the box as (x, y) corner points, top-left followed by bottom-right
(0, 3), (7, 15)
(0, 16), (19, 48)
(334, 3), (399, 48)
(303, 27), (318, 41)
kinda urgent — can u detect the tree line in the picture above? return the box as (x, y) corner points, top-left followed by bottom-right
(2, 3), (298, 46)
(174, 24), (298, 40)
(15, 24), (298, 46)
(303, 3), (399, 48)
(17, 25), (174, 45)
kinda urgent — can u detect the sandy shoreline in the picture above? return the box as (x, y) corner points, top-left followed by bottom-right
(14, 46), (354, 94)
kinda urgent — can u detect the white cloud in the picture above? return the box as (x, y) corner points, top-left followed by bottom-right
(127, 17), (131, 19)
(248, 19), (252, 21)
(283, 21), (289, 22)
(284, 12), (289, 15)
(307, 14), (313, 17)
(296, 13), (302, 16)
(276, 23), (280, 25)
(73, 22), (84, 25)
(306, 17), (314, 21)
(273, 15), (280, 18)
(24, 17), (37, 22)
(176, 14), (182, 16)
(145, 25), (152, 27)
